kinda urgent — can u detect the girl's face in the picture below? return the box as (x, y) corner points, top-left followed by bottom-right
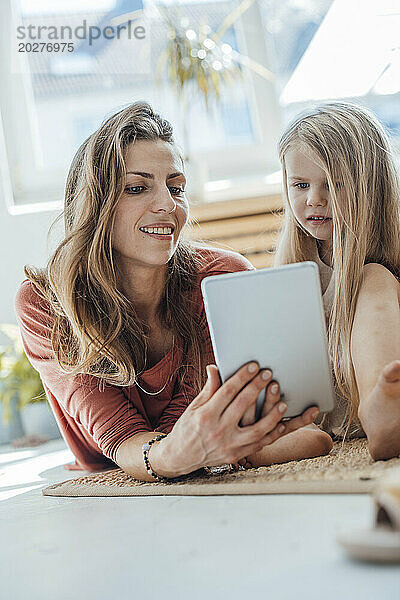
(112, 139), (189, 268)
(284, 148), (334, 245)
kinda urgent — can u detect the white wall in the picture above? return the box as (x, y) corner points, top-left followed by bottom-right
(0, 200), (60, 325)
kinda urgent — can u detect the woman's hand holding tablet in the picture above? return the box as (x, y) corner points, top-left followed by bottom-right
(151, 362), (320, 476)
(238, 367), (320, 430)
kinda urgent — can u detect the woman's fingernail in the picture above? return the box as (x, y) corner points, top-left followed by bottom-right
(248, 363), (258, 373)
(271, 383), (279, 394)
(262, 370), (272, 380)
(312, 410), (319, 419)
(278, 402), (287, 413)
(278, 424), (285, 433)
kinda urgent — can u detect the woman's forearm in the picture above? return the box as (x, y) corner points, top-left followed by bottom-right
(116, 431), (182, 482)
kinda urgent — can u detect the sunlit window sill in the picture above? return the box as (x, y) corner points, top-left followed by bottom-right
(204, 171), (282, 203)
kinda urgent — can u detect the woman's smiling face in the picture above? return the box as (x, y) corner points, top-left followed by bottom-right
(112, 139), (189, 268)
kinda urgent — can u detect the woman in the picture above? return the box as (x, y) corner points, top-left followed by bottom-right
(15, 102), (327, 481)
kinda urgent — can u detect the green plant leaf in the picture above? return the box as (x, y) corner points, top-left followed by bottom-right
(0, 324), (47, 423)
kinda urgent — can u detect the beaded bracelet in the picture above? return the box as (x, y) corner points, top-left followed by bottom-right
(142, 434), (171, 483)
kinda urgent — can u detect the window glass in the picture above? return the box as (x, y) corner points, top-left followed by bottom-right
(260, 0), (400, 137)
(16, 0), (255, 183)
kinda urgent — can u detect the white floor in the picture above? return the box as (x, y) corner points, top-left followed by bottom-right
(0, 439), (398, 600)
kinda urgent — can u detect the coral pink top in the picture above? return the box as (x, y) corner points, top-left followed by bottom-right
(15, 248), (253, 471)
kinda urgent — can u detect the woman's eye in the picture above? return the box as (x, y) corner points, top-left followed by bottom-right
(125, 186), (146, 194)
(294, 182), (309, 189)
(169, 186), (185, 195)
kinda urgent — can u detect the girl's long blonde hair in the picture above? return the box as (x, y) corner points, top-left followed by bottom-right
(275, 101), (400, 421)
(25, 102), (207, 394)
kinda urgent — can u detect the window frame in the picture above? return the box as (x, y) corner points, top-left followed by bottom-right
(1, 0), (282, 214)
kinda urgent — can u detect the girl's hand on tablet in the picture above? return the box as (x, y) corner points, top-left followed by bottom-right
(155, 362), (297, 477)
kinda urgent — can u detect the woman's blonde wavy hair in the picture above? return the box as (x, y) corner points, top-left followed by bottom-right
(24, 101), (207, 394)
(275, 101), (400, 423)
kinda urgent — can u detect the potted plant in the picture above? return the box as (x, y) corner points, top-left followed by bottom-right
(0, 324), (61, 442)
(0, 347), (24, 444)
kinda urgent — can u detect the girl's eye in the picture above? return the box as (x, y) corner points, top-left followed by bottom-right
(169, 186), (185, 195)
(294, 182), (309, 189)
(125, 185), (146, 194)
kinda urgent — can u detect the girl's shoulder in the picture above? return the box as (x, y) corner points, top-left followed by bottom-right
(194, 245), (255, 276)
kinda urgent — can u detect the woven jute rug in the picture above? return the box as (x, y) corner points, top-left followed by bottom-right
(42, 439), (400, 497)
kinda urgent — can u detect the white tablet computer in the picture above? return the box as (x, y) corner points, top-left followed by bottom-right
(201, 261), (335, 420)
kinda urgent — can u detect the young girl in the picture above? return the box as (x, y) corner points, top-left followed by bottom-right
(276, 101), (400, 460)
(14, 101), (321, 481)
